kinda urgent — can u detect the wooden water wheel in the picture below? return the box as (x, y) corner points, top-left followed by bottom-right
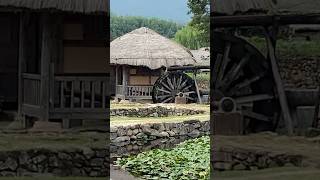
(152, 71), (198, 103)
(212, 32), (280, 132)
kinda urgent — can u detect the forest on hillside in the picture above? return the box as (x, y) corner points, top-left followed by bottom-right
(110, 14), (184, 40)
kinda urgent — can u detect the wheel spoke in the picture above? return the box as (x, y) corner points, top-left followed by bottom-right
(213, 54), (223, 87)
(162, 96), (174, 103)
(235, 94), (274, 104)
(166, 77), (174, 90)
(242, 110), (270, 122)
(158, 88), (171, 94)
(217, 42), (232, 82)
(220, 53), (251, 90)
(161, 81), (172, 91)
(158, 95), (172, 100)
(176, 76), (183, 90)
(228, 72), (266, 96)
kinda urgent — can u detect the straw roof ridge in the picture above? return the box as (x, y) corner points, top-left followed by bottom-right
(0, 0), (108, 13)
(111, 27), (197, 70)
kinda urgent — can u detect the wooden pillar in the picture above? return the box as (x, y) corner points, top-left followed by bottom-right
(264, 26), (294, 135)
(40, 14), (55, 121)
(122, 65), (127, 98)
(18, 13), (29, 126)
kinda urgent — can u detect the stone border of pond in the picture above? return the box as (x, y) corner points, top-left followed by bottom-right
(212, 147), (303, 171)
(110, 106), (205, 117)
(110, 120), (210, 157)
(0, 148), (108, 177)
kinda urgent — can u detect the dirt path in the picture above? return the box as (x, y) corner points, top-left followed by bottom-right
(110, 165), (139, 180)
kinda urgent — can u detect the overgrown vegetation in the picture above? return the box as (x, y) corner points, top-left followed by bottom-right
(174, 25), (207, 50)
(111, 14), (183, 40)
(246, 36), (320, 58)
(117, 136), (210, 180)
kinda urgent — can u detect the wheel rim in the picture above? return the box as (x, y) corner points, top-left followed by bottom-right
(212, 32), (280, 132)
(152, 71), (197, 103)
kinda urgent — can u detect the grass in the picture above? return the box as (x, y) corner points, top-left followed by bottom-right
(0, 132), (106, 151)
(214, 167), (320, 180)
(110, 102), (210, 126)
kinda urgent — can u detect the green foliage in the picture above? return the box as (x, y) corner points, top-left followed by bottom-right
(111, 14), (183, 40)
(117, 136), (210, 180)
(187, 0), (210, 46)
(246, 36), (320, 58)
(174, 25), (207, 50)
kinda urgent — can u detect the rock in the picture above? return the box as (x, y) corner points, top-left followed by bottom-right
(188, 130), (200, 138)
(127, 129), (133, 136)
(159, 132), (169, 138)
(167, 131), (176, 137)
(213, 162), (232, 170)
(32, 155), (47, 164)
(110, 126), (118, 133)
(233, 163), (247, 170)
(5, 157), (18, 171)
(132, 129), (139, 135)
(90, 158), (104, 167)
(113, 136), (130, 143)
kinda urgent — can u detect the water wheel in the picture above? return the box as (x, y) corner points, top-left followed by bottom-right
(152, 71), (197, 103)
(212, 32), (280, 132)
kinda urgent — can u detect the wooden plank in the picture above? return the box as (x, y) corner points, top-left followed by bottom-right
(70, 81), (74, 109)
(264, 28), (294, 135)
(102, 81), (106, 109)
(60, 82), (64, 108)
(81, 81), (85, 108)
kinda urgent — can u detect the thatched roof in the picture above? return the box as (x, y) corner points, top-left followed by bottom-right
(212, 0), (276, 15)
(212, 0), (320, 15)
(110, 27), (196, 70)
(0, 0), (108, 13)
(190, 47), (210, 66)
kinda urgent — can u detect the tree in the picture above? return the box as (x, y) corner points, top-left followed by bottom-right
(187, 0), (210, 46)
(174, 25), (206, 50)
(110, 14), (183, 40)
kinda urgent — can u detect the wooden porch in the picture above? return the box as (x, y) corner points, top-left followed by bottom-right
(21, 73), (109, 127)
(116, 85), (153, 100)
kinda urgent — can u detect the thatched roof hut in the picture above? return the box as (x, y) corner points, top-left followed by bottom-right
(0, 0), (108, 13)
(190, 47), (210, 66)
(212, 0), (320, 15)
(110, 27), (196, 70)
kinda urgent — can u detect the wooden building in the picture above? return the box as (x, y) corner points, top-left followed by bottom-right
(0, 0), (109, 128)
(110, 27), (196, 101)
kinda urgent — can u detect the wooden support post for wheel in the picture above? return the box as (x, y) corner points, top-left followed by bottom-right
(312, 86), (320, 128)
(264, 26), (294, 135)
(193, 70), (202, 104)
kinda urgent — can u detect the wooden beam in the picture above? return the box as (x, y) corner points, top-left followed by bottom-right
(18, 12), (29, 122)
(40, 14), (57, 121)
(193, 71), (202, 104)
(264, 27), (294, 135)
(212, 14), (320, 28)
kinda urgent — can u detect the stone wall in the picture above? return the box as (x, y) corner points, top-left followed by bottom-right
(212, 147), (303, 171)
(110, 120), (210, 157)
(279, 57), (320, 89)
(110, 106), (205, 117)
(0, 148), (108, 177)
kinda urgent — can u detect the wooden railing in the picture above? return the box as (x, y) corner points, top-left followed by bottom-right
(116, 85), (153, 100)
(22, 73), (41, 106)
(53, 75), (108, 111)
